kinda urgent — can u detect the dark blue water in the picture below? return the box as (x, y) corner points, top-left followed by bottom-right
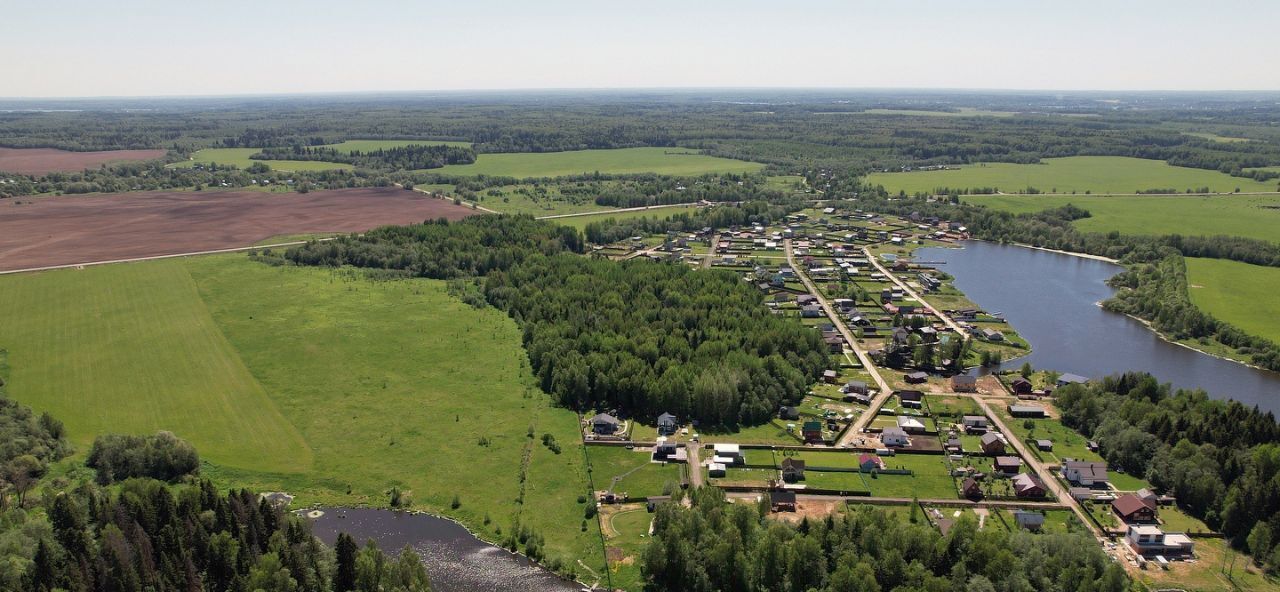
(917, 241), (1280, 415)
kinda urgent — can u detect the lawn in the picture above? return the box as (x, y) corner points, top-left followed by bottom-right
(433, 147), (764, 177)
(701, 419), (803, 445)
(1, 255), (603, 576)
(1135, 536), (1280, 592)
(585, 446), (684, 499)
(169, 148), (354, 172)
(869, 156), (1277, 195)
(1186, 258), (1280, 343)
(602, 505), (653, 591)
(996, 410), (1102, 464)
(556, 205), (701, 231)
(966, 193), (1280, 244)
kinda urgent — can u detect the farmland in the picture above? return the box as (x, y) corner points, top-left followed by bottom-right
(0, 146), (167, 175)
(433, 147), (764, 177)
(0, 255), (602, 572)
(170, 147), (354, 171)
(964, 193), (1280, 244)
(1186, 258), (1280, 343)
(868, 156), (1278, 195)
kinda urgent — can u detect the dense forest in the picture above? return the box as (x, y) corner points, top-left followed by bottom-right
(1054, 373), (1280, 570)
(286, 214), (827, 426)
(253, 144), (477, 170)
(642, 488), (1128, 592)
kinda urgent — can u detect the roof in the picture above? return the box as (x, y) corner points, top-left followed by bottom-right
(1008, 404), (1045, 414)
(803, 420), (823, 430)
(896, 416), (925, 429)
(1064, 460), (1108, 480)
(858, 454), (881, 465)
(897, 390), (923, 401)
(770, 491), (797, 504)
(980, 432), (1003, 446)
(590, 413), (620, 425)
(1129, 525), (1163, 536)
(995, 456), (1022, 467)
(1113, 494), (1156, 517)
(962, 477), (980, 491)
(657, 412), (677, 423)
(952, 374), (977, 384)
(781, 458), (806, 470)
(963, 415), (987, 423)
(1058, 373), (1089, 384)
(881, 427), (908, 438)
(713, 443), (740, 454)
(1013, 473), (1044, 493)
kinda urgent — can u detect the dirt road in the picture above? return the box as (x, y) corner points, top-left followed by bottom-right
(862, 246), (968, 336)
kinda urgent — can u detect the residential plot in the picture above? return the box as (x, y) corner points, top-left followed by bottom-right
(586, 446), (684, 499)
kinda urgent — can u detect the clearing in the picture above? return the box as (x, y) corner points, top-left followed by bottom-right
(0, 187), (474, 271)
(1186, 258), (1280, 344)
(433, 147), (764, 177)
(169, 147), (354, 172)
(0, 147), (167, 175)
(868, 156), (1278, 195)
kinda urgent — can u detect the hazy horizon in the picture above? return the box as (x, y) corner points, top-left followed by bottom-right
(7, 0), (1280, 98)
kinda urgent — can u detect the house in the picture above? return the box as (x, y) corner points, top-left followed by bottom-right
(994, 456), (1022, 474)
(1007, 404), (1046, 418)
(801, 305), (824, 318)
(1063, 460), (1109, 487)
(1009, 377), (1034, 395)
(1136, 488), (1160, 507)
(962, 415), (989, 432)
(825, 335), (845, 353)
(822, 370), (839, 383)
(1035, 439), (1054, 451)
(1113, 494), (1158, 523)
(657, 412), (679, 435)
(797, 294), (817, 306)
(1012, 473), (1047, 498)
(962, 477), (983, 500)
(779, 406), (800, 421)
(904, 371), (928, 384)
(896, 416), (927, 434)
(881, 427), (909, 447)
(781, 458), (806, 482)
(858, 454), (884, 472)
(1126, 525), (1195, 558)
(770, 490), (797, 512)
(708, 462), (726, 478)
(1013, 510), (1045, 531)
(982, 328), (1005, 341)
(712, 443), (742, 464)
(842, 381), (869, 395)
(980, 432), (1006, 455)
(1070, 487), (1096, 502)
(897, 390), (924, 408)
(945, 436), (963, 453)
(846, 392), (872, 405)
(951, 374), (978, 392)
(802, 420), (824, 442)
(1057, 373), (1088, 386)
(590, 413), (621, 435)
(654, 437), (678, 459)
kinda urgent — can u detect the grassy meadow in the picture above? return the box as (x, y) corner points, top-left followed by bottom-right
(433, 147), (764, 177)
(868, 156), (1278, 195)
(170, 147), (354, 172)
(1186, 258), (1280, 343)
(0, 255), (602, 576)
(964, 193), (1280, 244)
(553, 205), (701, 230)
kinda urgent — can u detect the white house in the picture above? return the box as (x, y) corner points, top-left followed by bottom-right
(896, 416), (927, 433)
(1063, 460), (1110, 487)
(881, 427), (910, 447)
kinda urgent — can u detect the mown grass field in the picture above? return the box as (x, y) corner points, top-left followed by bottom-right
(869, 156), (1277, 195)
(1187, 258), (1280, 344)
(0, 255), (602, 575)
(433, 147), (764, 177)
(554, 205), (701, 231)
(317, 139), (471, 152)
(965, 193), (1280, 244)
(584, 446), (683, 498)
(170, 148), (354, 172)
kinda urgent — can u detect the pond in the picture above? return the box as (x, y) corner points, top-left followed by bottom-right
(305, 508), (581, 592)
(915, 240), (1280, 415)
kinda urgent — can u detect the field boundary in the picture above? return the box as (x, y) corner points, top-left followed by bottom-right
(0, 239), (335, 276)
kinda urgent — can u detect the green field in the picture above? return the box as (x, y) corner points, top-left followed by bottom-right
(869, 156), (1277, 195)
(317, 139), (471, 153)
(433, 147), (764, 177)
(477, 183), (617, 217)
(170, 148), (354, 172)
(0, 256), (601, 574)
(965, 194), (1280, 244)
(585, 446), (683, 498)
(1186, 258), (1280, 344)
(553, 205), (701, 231)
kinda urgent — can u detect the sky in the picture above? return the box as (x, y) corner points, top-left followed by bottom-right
(5, 0), (1279, 97)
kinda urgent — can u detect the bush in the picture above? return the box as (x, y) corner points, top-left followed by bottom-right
(86, 431), (200, 484)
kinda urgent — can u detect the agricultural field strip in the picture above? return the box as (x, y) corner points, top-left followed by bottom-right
(0, 239), (333, 276)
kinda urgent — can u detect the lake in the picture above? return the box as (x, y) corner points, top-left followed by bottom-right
(305, 508), (581, 592)
(916, 240), (1280, 415)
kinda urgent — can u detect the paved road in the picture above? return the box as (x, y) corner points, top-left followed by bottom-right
(784, 239), (893, 444)
(862, 246), (968, 336)
(0, 238), (335, 276)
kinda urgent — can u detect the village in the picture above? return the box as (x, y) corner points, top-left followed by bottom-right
(579, 204), (1216, 582)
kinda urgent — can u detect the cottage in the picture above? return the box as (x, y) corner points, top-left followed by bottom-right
(781, 458), (806, 482)
(1057, 373), (1089, 386)
(657, 412), (678, 435)
(708, 462), (726, 478)
(945, 436), (963, 453)
(590, 413), (621, 435)
(842, 380), (869, 395)
(770, 491), (797, 512)
(653, 437), (678, 459)
(1070, 487), (1096, 502)
(1012, 473), (1047, 498)
(712, 443), (742, 463)
(797, 294), (817, 306)
(825, 335), (845, 353)
(897, 390), (923, 408)
(951, 374), (978, 392)
(1063, 460), (1109, 487)
(896, 416), (927, 434)
(1126, 525), (1195, 558)
(858, 454), (884, 472)
(1035, 439), (1054, 451)
(802, 420), (824, 442)
(1007, 404), (1046, 418)
(962, 477), (983, 500)
(801, 305), (824, 318)
(1113, 494), (1158, 523)
(779, 406), (800, 421)
(962, 415), (989, 432)
(822, 370), (839, 383)
(979, 432), (1006, 455)
(994, 456), (1023, 474)
(1013, 510), (1045, 531)
(904, 371), (929, 385)
(1009, 377), (1034, 395)
(846, 392), (872, 405)
(881, 427), (910, 447)
(982, 328), (1005, 341)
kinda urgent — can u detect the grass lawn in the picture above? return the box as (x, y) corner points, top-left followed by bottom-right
(1160, 506), (1213, 534)
(1108, 470), (1151, 492)
(585, 446), (683, 498)
(1186, 257), (1280, 343)
(965, 193), (1280, 244)
(1135, 536), (1280, 592)
(434, 147), (764, 177)
(557, 205), (701, 231)
(602, 505), (652, 591)
(701, 418), (803, 445)
(170, 148), (354, 172)
(861, 454), (957, 499)
(317, 139), (471, 152)
(869, 156), (1277, 195)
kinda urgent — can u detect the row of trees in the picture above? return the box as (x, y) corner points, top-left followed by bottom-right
(642, 487), (1127, 592)
(85, 431), (200, 484)
(1054, 373), (1280, 569)
(252, 144), (476, 170)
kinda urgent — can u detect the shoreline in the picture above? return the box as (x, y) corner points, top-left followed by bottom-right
(1106, 304), (1280, 376)
(1011, 242), (1120, 264)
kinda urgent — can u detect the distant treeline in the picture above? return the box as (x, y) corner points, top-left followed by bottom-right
(285, 214), (827, 426)
(1056, 373), (1280, 569)
(642, 487), (1127, 592)
(253, 144), (476, 170)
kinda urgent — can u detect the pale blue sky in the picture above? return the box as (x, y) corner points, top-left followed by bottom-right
(5, 0), (1278, 97)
